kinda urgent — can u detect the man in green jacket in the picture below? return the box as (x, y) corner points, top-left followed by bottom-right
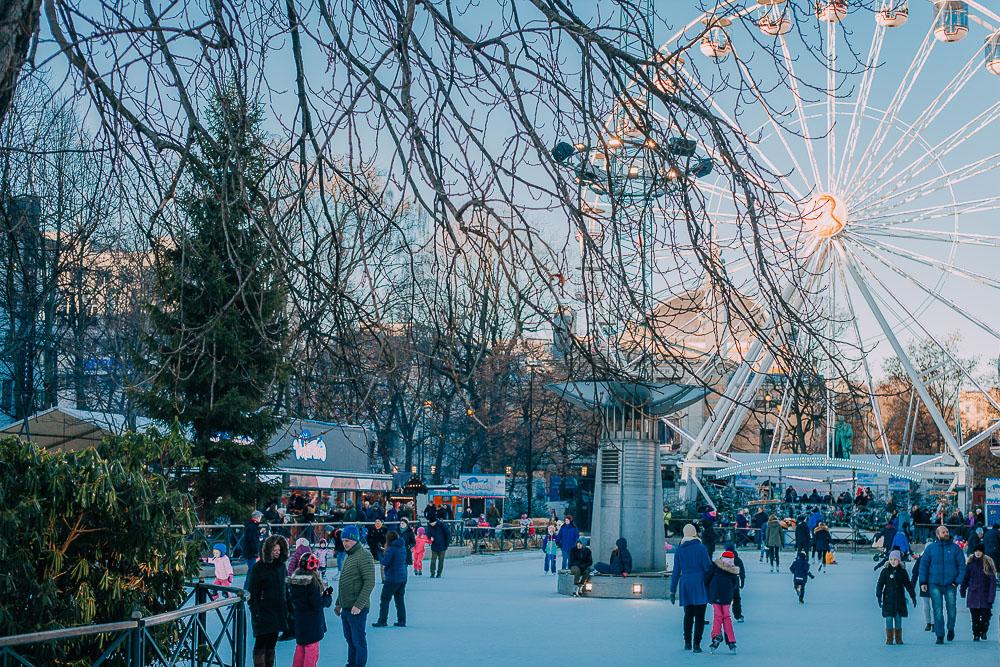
(336, 525), (375, 666)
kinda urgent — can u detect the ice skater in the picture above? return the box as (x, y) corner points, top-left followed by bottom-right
(722, 541), (747, 622)
(705, 550), (740, 653)
(542, 524), (559, 574)
(789, 551), (815, 603)
(875, 550), (916, 644)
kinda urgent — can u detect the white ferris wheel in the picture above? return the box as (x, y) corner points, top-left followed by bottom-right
(564, 0), (1000, 504)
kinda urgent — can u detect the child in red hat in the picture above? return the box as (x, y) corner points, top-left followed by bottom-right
(705, 550), (741, 653)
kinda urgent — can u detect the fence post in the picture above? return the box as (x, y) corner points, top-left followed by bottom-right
(235, 590), (247, 667)
(195, 584), (208, 666)
(128, 610), (143, 667)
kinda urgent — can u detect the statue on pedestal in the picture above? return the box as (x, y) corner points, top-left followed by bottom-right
(834, 417), (853, 460)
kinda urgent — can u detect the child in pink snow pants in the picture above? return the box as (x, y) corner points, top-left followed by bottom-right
(704, 550), (740, 653)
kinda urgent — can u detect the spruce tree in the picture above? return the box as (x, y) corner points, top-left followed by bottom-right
(137, 87), (287, 520)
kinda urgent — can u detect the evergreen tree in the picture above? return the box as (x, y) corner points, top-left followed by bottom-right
(137, 87), (287, 520)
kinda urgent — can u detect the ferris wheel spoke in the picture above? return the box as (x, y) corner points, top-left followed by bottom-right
(835, 241), (965, 463)
(846, 236), (1000, 341)
(778, 35), (823, 189)
(854, 226), (1000, 248)
(837, 23), (885, 193)
(852, 151), (1000, 219)
(677, 69), (806, 202)
(843, 21), (937, 196)
(845, 243), (1000, 418)
(852, 100), (1000, 207)
(847, 233), (1000, 290)
(855, 42), (986, 193)
(855, 195), (1000, 228)
(831, 253), (890, 458)
(826, 19), (837, 192)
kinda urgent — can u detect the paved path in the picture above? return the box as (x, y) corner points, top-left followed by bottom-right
(267, 549), (997, 664)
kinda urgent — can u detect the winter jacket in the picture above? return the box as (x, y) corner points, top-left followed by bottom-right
(890, 530), (911, 555)
(910, 556), (929, 597)
(704, 559), (741, 605)
(752, 511), (768, 530)
(671, 538), (711, 606)
(966, 531), (984, 556)
(247, 535), (288, 636)
(399, 526), (416, 565)
(569, 545), (593, 571)
(427, 521), (451, 552)
(702, 524), (717, 555)
(960, 556), (997, 609)
(876, 563), (916, 618)
(556, 522), (580, 552)
(542, 534), (559, 556)
(208, 555), (233, 581)
(812, 526), (831, 552)
(423, 505), (438, 523)
(880, 525), (897, 551)
(608, 538), (633, 575)
(765, 519), (784, 548)
(413, 534), (431, 560)
(242, 519), (262, 559)
(366, 525), (387, 560)
(336, 542), (375, 610)
(984, 527), (1000, 565)
(288, 544), (312, 577)
(288, 574), (333, 645)
(795, 522), (811, 551)
(789, 554), (814, 583)
(807, 511), (823, 533)
(380, 537), (408, 584)
(919, 538), (965, 587)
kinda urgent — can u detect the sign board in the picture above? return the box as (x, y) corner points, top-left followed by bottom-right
(856, 472), (878, 486)
(734, 474), (758, 489)
(888, 477), (910, 492)
(986, 478), (1000, 526)
(458, 474), (506, 498)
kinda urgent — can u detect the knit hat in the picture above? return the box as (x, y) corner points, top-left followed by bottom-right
(295, 537), (309, 547)
(341, 525), (361, 542)
(212, 542), (227, 556)
(682, 523), (698, 540)
(720, 553), (735, 568)
(721, 550), (735, 559)
(888, 550), (902, 560)
(416, 527), (425, 535)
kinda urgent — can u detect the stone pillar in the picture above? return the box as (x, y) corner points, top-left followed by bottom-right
(591, 427), (663, 572)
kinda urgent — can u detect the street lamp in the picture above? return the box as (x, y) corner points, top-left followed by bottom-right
(505, 466), (513, 476)
(581, 465), (589, 477)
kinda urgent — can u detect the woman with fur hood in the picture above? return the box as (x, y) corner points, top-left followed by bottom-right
(960, 543), (998, 640)
(246, 535), (288, 667)
(704, 550), (740, 653)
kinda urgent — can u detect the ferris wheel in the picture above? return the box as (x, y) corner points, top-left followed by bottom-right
(560, 0), (1000, 503)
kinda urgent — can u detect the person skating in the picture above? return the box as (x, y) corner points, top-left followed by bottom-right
(671, 524), (712, 653)
(765, 514), (785, 572)
(398, 518), (416, 572)
(704, 550), (740, 653)
(335, 525), (375, 667)
(795, 516), (811, 555)
(568, 539), (593, 596)
(542, 524), (559, 574)
(246, 535), (288, 667)
(959, 542), (998, 641)
(314, 538), (334, 582)
(412, 527), (430, 576)
(812, 522), (832, 572)
(752, 508), (768, 562)
(702, 520), (718, 559)
(918, 524), (966, 644)
(366, 519), (387, 562)
(242, 510), (264, 584)
(876, 550), (916, 645)
(722, 541), (746, 622)
(373, 530), (407, 628)
(789, 551), (815, 603)
(593, 537), (632, 576)
(556, 516), (580, 570)
(288, 553), (333, 667)
(426, 518), (450, 578)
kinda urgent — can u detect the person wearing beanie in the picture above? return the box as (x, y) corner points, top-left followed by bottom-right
(412, 527), (431, 576)
(542, 524), (559, 574)
(336, 524), (375, 666)
(671, 524), (712, 652)
(789, 551), (815, 603)
(723, 542), (747, 622)
(207, 543), (234, 598)
(556, 516), (580, 570)
(960, 543), (998, 640)
(704, 550), (740, 653)
(876, 550), (916, 644)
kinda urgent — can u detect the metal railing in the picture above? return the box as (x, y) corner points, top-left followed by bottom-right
(0, 583), (246, 667)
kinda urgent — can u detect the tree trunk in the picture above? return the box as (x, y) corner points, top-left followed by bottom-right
(0, 0), (41, 126)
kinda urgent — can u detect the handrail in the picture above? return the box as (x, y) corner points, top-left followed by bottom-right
(144, 595), (241, 627)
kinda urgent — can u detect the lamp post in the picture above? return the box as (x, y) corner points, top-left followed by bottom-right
(524, 360), (540, 516)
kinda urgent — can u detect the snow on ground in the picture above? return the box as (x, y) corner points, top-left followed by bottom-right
(258, 549), (997, 665)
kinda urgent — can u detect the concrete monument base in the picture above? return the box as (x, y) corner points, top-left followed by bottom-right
(556, 570), (671, 599)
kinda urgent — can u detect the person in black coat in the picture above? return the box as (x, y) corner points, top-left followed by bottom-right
(812, 523), (832, 572)
(984, 524), (1000, 568)
(795, 517), (811, 554)
(876, 550), (916, 645)
(367, 519), (387, 561)
(398, 518), (417, 568)
(704, 551), (741, 652)
(789, 551), (815, 603)
(702, 522), (718, 558)
(242, 511), (263, 576)
(568, 539), (593, 595)
(288, 553), (334, 663)
(246, 534), (288, 667)
(723, 542), (747, 622)
(594, 538), (633, 576)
